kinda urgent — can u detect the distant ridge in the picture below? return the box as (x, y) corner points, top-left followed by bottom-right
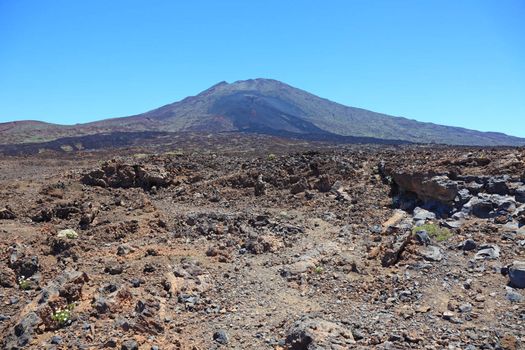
(1, 78), (524, 146)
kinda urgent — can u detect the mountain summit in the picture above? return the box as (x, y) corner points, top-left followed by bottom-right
(1, 78), (524, 146)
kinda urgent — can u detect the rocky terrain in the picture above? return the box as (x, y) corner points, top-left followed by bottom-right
(1, 142), (525, 349)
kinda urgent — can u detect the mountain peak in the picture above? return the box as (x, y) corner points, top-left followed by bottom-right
(2, 79), (525, 146)
(228, 78), (290, 90)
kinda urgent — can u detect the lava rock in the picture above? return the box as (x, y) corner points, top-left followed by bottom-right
(121, 339), (139, 350)
(0, 266), (17, 288)
(314, 174), (332, 193)
(0, 207), (16, 220)
(285, 316), (355, 349)
(213, 330), (229, 345)
(419, 245), (443, 262)
(254, 174), (267, 196)
(475, 244), (500, 260)
(93, 296), (110, 314)
(104, 262), (124, 275)
(486, 175), (510, 195)
(291, 178), (310, 195)
(515, 186), (525, 203)
(117, 244), (134, 256)
(50, 335), (62, 345)
(459, 239), (477, 251)
(458, 303), (472, 313)
(413, 207), (436, 222)
(508, 261), (525, 288)
(414, 229), (431, 246)
(468, 197), (495, 218)
(82, 161), (172, 190)
(506, 287), (523, 302)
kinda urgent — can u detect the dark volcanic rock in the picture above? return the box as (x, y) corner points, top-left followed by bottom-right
(3, 312), (40, 349)
(285, 316), (355, 349)
(509, 261), (525, 289)
(0, 266), (17, 288)
(314, 174), (332, 193)
(516, 186), (525, 203)
(213, 330), (229, 345)
(486, 175), (510, 195)
(121, 339), (139, 350)
(0, 207), (16, 220)
(82, 161), (172, 190)
(254, 174), (267, 196)
(291, 178), (310, 195)
(386, 169), (459, 206)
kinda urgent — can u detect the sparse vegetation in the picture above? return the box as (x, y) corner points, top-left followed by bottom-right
(51, 304), (74, 327)
(413, 223), (453, 242)
(313, 266), (324, 274)
(65, 231), (77, 239)
(57, 229), (78, 239)
(18, 277), (31, 290)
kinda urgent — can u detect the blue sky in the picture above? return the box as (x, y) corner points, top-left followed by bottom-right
(1, 0), (524, 136)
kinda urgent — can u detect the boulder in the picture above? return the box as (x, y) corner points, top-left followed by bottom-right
(314, 175), (332, 193)
(414, 230), (431, 246)
(465, 181), (484, 194)
(285, 316), (355, 349)
(0, 266), (17, 288)
(381, 233), (411, 267)
(254, 175), (267, 196)
(82, 161), (172, 190)
(419, 245), (443, 262)
(515, 186), (525, 203)
(465, 197), (494, 218)
(413, 207), (436, 222)
(475, 244), (500, 260)
(291, 178), (310, 195)
(508, 261), (525, 288)
(506, 287), (523, 302)
(486, 175), (510, 195)
(0, 207), (16, 220)
(213, 330), (229, 345)
(458, 239), (477, 251)
(389, 172), (459, 204)
(121, 339), (139, 350)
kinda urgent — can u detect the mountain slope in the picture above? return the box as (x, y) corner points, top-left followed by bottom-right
(1, 78), (524, 146)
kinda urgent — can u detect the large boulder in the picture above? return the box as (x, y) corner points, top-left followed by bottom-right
(486, 175), (510, 195)
(81, 161), (172, 190)
(509, 261), (525, 289)
(388, 171), (459, 204)
(463, 194), (516, 218)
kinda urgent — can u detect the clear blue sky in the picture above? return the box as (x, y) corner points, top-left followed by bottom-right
(1, 0), (524, 136)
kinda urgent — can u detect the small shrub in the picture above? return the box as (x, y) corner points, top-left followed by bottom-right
(57, 229), (78, 239)
(51, 304), (74, 326)
(267, 153), (276, 161)
(66, 231), (77, 239)
(18, 277), (31, 290)
(412, 223), (452, 242)
(313, 266), (324, 274)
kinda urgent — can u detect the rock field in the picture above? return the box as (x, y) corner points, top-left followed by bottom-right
(0, 144), (524, 349)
